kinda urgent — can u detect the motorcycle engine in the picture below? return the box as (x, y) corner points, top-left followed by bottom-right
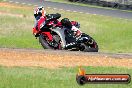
(52, 35), (60, 43)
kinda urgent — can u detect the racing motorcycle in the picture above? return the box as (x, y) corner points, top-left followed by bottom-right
(38, 13), (98, 52)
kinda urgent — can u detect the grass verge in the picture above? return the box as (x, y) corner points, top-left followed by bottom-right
(0, 66), (131, 88)
(0, 2), (132, 52)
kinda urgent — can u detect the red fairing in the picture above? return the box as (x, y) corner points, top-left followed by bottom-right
(56, 21), (62, 27)
(47, 20), (62, 27)
(37, 16), (46, 31)
(37, 16), (53, 41)
(42, 32), (53, 41)
(71, 21), (77, 26)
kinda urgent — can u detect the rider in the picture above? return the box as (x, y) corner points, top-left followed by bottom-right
(60, 18), (82, 49)
(33, 6), (47, 37)
(61, 18), (81, 37)
(32, 6), (81, 49)
(33, 6), (61, 41)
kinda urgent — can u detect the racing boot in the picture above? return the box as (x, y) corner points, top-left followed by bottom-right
(77, 37), (89, 43)
(64, 42), (77, 49)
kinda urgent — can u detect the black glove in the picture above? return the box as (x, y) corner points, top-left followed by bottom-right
(35, 33), (40, 37)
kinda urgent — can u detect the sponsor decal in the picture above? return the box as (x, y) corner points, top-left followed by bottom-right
(76, 67), (131, 85)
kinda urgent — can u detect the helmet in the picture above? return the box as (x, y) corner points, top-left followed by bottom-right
(61, 18), (72, 28)
(34, 6), (46, 18)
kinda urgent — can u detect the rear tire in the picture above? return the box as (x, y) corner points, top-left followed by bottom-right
(79, 33), (98, 52)
(80, 42), (98, 52)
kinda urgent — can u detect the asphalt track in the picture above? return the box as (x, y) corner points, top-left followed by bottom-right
(4, 0), (132, 19)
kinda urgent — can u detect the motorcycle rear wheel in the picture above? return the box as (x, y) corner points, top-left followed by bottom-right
(79, 42), (98, 52)
(79, 34), (98, 52)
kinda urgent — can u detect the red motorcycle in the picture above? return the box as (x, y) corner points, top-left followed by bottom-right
(37, 14), (98, 52)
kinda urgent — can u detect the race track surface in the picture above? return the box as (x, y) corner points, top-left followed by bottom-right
(0, 48), (131, 69)
(4, 0), (132, 19)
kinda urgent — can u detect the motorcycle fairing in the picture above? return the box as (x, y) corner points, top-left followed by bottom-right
(50, 27), (66, 48)
(41, 32), (53, 41)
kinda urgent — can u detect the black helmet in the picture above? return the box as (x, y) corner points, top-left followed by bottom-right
(61, 18), (72, 29)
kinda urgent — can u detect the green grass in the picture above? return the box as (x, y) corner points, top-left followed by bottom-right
(0, 3), (132, 52)
(0, 66), (131, 88)
(0, 4), (42, 49)
(0, 15), (42, 49)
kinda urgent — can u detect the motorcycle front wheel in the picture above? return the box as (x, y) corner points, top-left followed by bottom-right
(39, 34), (53, 49)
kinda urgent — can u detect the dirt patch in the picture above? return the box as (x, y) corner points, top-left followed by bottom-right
(0, 48), (131, 69)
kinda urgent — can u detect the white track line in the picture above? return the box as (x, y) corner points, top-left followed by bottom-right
(4, 0), (130, 19)
(15, 2), (19, 4)
(9, 1), (13, 3)
(28, 3), (32, 6)
(86, 13), (90, 14)
(93, 14), (97, 15)
(59, 9), (63, 11)
(34, 5), (38, 7)
(47, 7), (51, 9)
(53, 8), (57, 10)
(73, 11), (77, 12)
(22, 3), (26, 5)
(66, 10), (71, 12)
(79, 12), (83, 13)
(5, 0), (93, 16)
(5, 0), (87, 15)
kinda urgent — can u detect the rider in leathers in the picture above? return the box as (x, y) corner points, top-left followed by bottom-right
(32, 6), (81, 49)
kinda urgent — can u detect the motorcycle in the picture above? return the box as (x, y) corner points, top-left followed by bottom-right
(38, 14), (98, 52)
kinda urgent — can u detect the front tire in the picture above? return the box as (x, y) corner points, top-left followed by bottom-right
(39, 34), (52, 49)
